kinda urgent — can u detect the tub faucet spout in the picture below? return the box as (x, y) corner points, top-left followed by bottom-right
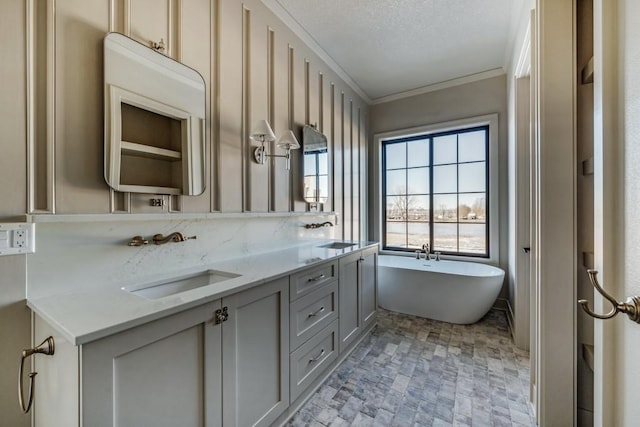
(422, 243), (430, 256)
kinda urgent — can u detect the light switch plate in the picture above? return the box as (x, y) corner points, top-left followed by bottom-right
(0, 223), (35, 255)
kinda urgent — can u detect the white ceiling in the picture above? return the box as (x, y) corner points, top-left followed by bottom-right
(264, 0), (518, 102)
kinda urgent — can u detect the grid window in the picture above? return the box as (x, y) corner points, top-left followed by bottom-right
(382, 126), (489, 257)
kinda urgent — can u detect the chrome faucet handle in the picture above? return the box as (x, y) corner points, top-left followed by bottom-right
(435, 251), (441, 261)
(415, 250), (421, 259)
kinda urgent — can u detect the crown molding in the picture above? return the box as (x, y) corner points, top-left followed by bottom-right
(371, 68), (506, 105)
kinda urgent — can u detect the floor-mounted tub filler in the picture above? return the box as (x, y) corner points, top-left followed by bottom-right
(378, 255), (505, 324)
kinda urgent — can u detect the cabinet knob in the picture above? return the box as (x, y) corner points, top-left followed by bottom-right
(215, 307), (229, 324)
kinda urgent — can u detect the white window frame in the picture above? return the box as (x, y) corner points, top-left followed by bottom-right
(373, 114), (500, 265)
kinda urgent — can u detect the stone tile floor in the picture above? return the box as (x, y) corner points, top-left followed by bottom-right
(287, 309), (536, 427)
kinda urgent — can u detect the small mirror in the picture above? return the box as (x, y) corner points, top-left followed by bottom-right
(302, 125), (329, 204)
(104, 32), (206, 195)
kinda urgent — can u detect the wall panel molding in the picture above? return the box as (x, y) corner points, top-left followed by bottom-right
(211, 0), (220, 211)
(241, 5), (251, 211)
(109, 0), (131, 212)
(288, 45), (295, 211)
(268, 27), (276, 211)
(26, 0), (56, 214)
(168, 0), (181, 60)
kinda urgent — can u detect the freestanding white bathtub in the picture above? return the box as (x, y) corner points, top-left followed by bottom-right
(378, 255), (505, 324)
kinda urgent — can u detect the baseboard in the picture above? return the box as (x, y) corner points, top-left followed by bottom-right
(491, 298), (515, 340)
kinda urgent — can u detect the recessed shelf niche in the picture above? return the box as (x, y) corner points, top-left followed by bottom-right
(104, 32), (206, 196)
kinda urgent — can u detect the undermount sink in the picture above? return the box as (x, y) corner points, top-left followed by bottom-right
(126, 270), (241, 300)
(319, 242), (357, 250)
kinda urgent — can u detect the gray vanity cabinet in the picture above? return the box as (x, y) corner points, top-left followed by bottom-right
(360, 247), (378, 331)
(32, 247), (377, 427)
(35, 277), (290, 427)
(338, 247), (378, 353)
(81, 301), (222, 427)
(221, 277), (290, 427)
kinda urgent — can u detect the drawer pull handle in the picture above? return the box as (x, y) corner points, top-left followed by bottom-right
(308, 306), (326, 318)
(308, 348), (325, 364)
(308, 273), (326, 282)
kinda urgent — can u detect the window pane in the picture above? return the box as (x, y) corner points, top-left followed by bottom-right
(408, 222), (429, 249)
(407, 139), (429, 167)
(386, 170), (406, 195)
(386, 196), (407, 221)
(458, 193), (486, 222)
(459, 162), (486, 193)
(318, 152), (328, 174)
(433, 165), (457, 193)
(458, 193), (485, 222)
(433, 194), (457, 222)
(458, 130), (486, 162)
(407, 167), (429, 195)
(385, 142), (406, 169)
(408, 195), (430, 221)
(434, 223), (457, 252)
(433, 134), (457, 165)
(459, 224), (487, 254)
(304, 153), (316, 175)
(386, 221), (407, 248)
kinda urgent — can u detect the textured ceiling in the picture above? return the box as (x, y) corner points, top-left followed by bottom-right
(272, 0), (516, 101)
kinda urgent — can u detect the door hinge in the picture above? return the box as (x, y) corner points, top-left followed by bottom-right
(215, 307), (229, 324)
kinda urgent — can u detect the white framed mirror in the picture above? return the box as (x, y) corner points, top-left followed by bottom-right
(103, 32), (206, 196)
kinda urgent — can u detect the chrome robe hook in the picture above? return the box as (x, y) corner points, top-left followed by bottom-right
(18, 336), (55, 413)
(578, 269), (640, 323)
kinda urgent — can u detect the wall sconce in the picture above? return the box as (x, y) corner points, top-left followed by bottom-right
(251, 120), (300, 170)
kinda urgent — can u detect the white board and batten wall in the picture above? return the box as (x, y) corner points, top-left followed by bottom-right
(0, 0), (369, 424)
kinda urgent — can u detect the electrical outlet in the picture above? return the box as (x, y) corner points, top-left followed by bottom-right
(0, 223), (35, 255)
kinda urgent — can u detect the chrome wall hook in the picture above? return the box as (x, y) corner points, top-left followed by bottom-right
(578, 269), (640, 323)
(18, 336), (55, 413)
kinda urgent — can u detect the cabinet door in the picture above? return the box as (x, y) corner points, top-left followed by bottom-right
(222, 277), (290, 427)
(360, 247), (378, 330)
(81, 301), (222, 427)
(339, 252), (361, 352)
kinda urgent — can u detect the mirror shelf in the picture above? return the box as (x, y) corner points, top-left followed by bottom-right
(104, 32), (206, 196)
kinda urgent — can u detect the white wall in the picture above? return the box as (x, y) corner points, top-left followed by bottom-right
(506, 0), (535, 349)
(0, 1), (32, 425)
(615, 0), (640, 423)
(368, 75), (509, 299)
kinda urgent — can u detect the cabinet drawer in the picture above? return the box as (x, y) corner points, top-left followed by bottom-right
(290, 261), (337, 301)
(290, 281), (338, 350)
(290, 319), (339, 401)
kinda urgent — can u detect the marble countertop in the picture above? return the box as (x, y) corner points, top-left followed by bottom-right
(27, 240), (378, 346)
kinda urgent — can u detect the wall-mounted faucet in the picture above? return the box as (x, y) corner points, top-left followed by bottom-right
(305, 221), (334, 229)
(152, 232), (197, 245)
